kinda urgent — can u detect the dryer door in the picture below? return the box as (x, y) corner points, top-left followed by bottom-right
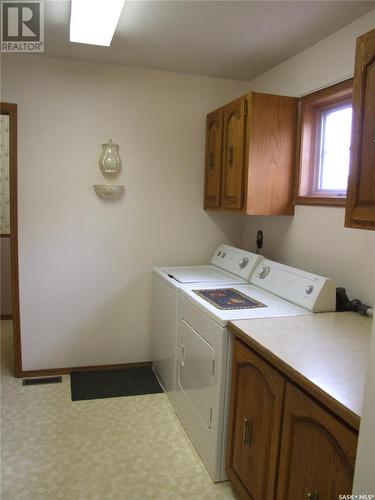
(179, 319), (215, 429)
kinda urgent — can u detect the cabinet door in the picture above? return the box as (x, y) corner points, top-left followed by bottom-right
(222, 98), (246, 210)
(277, 383), (358, 500)
(204, 109), (223, 209)
(226, 339), (285, 500)
(246, 93), (297, 215)
(345, 28), (375, 230)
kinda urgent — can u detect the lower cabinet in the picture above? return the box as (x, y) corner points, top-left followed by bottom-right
(277, 383), (357, 500)
(226, 339), (285, 500)
(226, 338), (358, 500)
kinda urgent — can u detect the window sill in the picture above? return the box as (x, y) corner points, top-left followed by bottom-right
(296, 196), (346, 207)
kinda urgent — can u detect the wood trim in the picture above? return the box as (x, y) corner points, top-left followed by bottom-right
(228, 323), (360, 431)
(296, 79), (353, 206)
(1, 233), (11, 238)
(1, 314), (13, 320)
(296, 196), (346, 207)
(0, 102), (21, 377)
(20, 361), (152, 378)
(300, 78), (353, 106)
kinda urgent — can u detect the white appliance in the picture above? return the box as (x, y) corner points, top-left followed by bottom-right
(151, 245), (262, 407)
(175, 259), (336, 482)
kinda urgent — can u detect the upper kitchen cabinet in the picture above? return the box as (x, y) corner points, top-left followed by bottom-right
(203, 92), (298, 215)
(222, 97), (247, 210)
(345, 28), (375, 231)
(204, 108), (224, 209)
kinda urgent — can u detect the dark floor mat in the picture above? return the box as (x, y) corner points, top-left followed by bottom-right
(70, 366), (163, 401)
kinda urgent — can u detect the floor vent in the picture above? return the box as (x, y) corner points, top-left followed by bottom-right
(22, 376), (62, 386)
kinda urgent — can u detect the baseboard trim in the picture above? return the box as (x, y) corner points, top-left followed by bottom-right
(1, 314), (13, 320)
(19, 361), (152, 378)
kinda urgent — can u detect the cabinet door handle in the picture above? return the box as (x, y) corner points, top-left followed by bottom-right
(243, 417), (252, 447)
(208, 152), (214, 169)
(228, 145), (234, 166)
(307, 492), (319, 500)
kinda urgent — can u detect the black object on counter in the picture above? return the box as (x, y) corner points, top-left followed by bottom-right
(336, 287), (372, 316)
(256, 230), (263, 254)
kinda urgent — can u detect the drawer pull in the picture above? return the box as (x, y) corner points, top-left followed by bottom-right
(243, 417), (252, 447)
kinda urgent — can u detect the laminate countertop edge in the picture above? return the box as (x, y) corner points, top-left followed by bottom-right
(228, 313), (373, 432)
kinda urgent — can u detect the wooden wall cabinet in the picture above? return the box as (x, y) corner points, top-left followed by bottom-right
(222, 98), (247, 210)
(345, 28), (375, 230)
(204, 92), (298, 215)
(204, 108), (223, 209)
(226, 338), (358, 500)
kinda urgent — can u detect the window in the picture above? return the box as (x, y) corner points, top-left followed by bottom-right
(297, 79), (353, 206)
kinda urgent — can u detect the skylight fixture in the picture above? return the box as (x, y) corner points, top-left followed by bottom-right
(70, 0), (125, 47)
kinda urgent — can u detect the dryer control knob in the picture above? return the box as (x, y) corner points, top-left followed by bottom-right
(305, 285), (314, 295)
(239, 258), (249, 269)
(216, 251), (222, 256)
(221, 252), (226, 258)
(258, 266), (270, 279)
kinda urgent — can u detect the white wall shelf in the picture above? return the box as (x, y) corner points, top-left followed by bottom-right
(93, 184), (124, 199)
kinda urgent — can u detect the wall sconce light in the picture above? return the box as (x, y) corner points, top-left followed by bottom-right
(94, 138), (124, 200)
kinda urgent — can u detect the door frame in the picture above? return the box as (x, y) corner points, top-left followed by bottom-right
(1, 102), (22, 376)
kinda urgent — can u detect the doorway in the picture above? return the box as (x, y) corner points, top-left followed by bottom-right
(0, 103), (21, 376)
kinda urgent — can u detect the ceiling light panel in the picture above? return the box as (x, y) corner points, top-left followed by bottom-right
(70, 0), (125, 47)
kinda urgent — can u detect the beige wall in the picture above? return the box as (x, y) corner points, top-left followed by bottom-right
(1, 54), (247, 369)
(242, 10), (375, 305)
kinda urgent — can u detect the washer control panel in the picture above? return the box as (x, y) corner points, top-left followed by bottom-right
(251, 259), (336, 312)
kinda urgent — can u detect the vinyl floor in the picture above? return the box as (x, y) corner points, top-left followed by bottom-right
(0, 320), (237, 500)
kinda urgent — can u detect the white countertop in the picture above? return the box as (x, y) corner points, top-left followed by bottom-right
(230, 312), (372, 422)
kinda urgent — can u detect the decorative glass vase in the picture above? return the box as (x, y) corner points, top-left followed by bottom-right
(99, 139), (121, 174)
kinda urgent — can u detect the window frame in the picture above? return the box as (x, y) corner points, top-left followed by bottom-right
(296, 79), (353, 207)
